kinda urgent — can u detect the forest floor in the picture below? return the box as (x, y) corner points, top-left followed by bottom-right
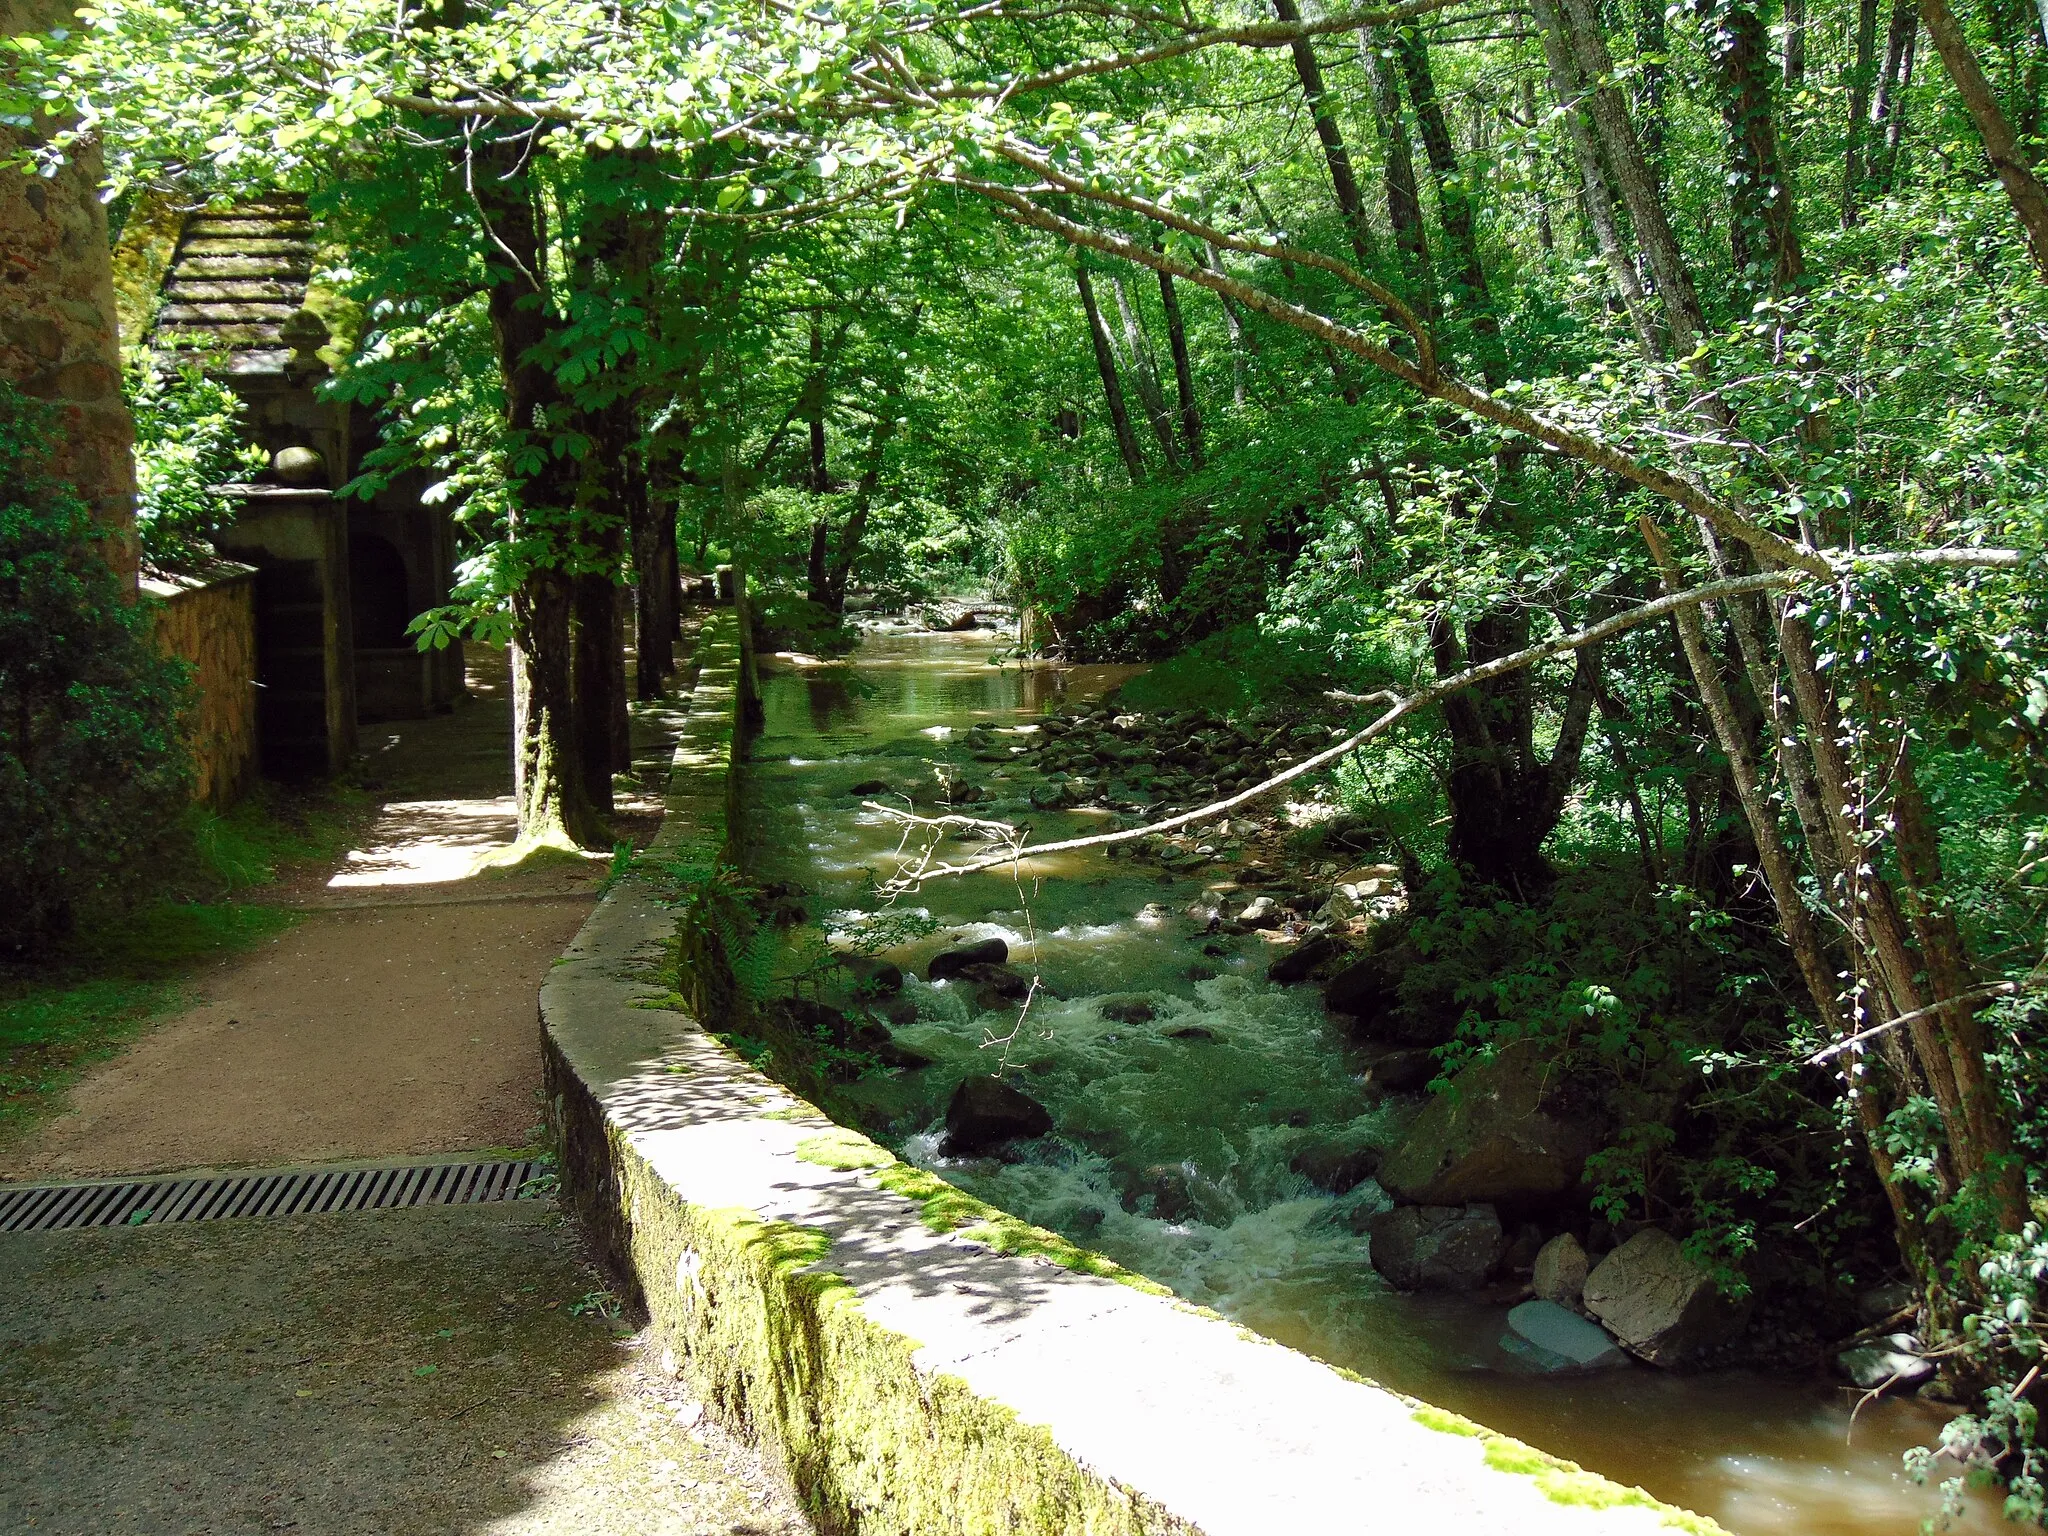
(0, 622), (815, 1533)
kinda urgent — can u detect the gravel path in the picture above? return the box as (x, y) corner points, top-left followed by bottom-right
(0, 1202), (815, 1535)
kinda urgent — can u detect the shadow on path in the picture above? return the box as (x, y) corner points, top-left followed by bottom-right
(0, 1202), (814, 1535)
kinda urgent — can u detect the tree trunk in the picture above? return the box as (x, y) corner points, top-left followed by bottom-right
(1394, 25), (1499, 362)
(1429, 606), (1600, 896)
(1205, 244), (1250, 406)
(821, 413), (898, 612)
(1271, 0), (1376, 270)
(1874, 7), (1918, 180)
(1844, 0), (1881, 223)
(1558, 0), (1713, 352)
(1916, 0), (2048, 276)
(1110, 273), (1183, 471)
(1529, 0), (1665, 356)
(507, 570), (593, 846)
(473, 148), (603, 849)
(1694, 0), (1805, 290)
(1358, 26), (1436, 310)
(806, 313), (829, 493)
(1075, 266), (1147, 478)
(1783, 0), (1808, 85)
(572, 550), (621, 816)
(1156, 266), (1204, 468)
(631, 456), (677, 697)
(1634, 0), (1670, 170)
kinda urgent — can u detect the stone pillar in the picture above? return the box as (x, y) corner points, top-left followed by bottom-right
(0, 0), (138, 588)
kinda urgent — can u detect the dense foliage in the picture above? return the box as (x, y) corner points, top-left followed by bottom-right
(128, 360), (265, 571)
(0, 384), (191, 952)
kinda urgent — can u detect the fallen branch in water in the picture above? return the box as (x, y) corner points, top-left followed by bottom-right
(869, 569), (1807, 892)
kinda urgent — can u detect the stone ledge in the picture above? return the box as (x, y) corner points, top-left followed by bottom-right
(542, 611), (1724, 1536)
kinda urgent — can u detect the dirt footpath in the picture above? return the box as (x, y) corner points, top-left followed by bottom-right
(0, 645), (687, 1180)
(0, 1202), (814, 1536)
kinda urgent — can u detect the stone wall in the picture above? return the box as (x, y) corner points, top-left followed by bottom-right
(0, 0), (138, 588)
(144, 562), (259, 806)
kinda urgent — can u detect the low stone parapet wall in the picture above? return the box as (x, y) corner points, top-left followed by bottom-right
(541, 609), (1723, 1536)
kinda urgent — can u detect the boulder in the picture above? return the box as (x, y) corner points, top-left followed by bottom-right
(1235, 895), (1282, 930)
(849, 778), (892, 796)
(846, 1020), (934, 1071)
(1315, 889), (1361, 924)
(1164, 1024), (1217, 1043)
(1837, 1335), (1936, 1392)
(1375, 1043), (1597, 1207)
(1363, 1047), (1437, 1094)
(773, 996), (855, 1046)
(840, 953), (903, 995)
(1098, 994), (1156, 1024)
(928, 937), (1010, 981)
(1368, 1204), (1504, 1291)
(1855, 1280), (1918, 1326)
(1532, 1233), (1591, 1310)
(940, 1076), (1054, 1156)
(1500, 1300), (1628, 1373)
(1290, 1139), (1382, 1195)
(1582, 1229), (1748, 1369)
(955, 961), (1030, 1000)
(1268, 933), (1340, 986)
(1122, 1163), (1207, 1224)
(1028, 782), (1069, 811)
(1321, 953), (1398, 1027)
(873, 1036), (935, 1071)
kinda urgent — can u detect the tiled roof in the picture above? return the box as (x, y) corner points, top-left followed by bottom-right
(150, 197), (319, 376)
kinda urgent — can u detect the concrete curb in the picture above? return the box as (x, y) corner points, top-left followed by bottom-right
(541, 609), (1726, 1536)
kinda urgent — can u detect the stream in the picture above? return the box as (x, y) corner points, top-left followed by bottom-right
(743, 624), (2003, 1536)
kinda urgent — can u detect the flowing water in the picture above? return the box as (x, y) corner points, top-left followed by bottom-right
(743, 625), (2004, 1536)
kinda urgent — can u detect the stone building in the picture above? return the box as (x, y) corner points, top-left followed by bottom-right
(147, 196), (462, 778)
(0, 0), (137, 586)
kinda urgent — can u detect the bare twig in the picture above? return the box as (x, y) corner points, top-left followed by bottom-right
(1808, 982), (2024, 1065)
(871, 571), (1809, 891)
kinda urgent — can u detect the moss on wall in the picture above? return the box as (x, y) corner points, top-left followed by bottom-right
(1408, 1407), (1727, 1534)
(563, 1064), (1196, 1536)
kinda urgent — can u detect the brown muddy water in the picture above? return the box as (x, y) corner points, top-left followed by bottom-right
(743, 624), (2003, 1536)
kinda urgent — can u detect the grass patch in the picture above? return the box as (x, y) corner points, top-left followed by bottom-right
(795, 1128), (895, 1171)
(185, 783), (362, 892)
(0, 902), (297, 1143)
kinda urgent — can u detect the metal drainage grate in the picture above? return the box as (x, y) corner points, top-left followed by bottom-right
(0, 1158), (551, 1234)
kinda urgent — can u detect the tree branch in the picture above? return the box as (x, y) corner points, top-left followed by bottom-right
(873, 569), (1809, 890)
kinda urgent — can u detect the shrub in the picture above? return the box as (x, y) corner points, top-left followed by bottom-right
(0, 383), (192, 951)
(128, 359), (264, 571)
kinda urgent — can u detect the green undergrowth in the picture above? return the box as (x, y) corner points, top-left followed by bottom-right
(186, 781), (364, 891)
(1410, 1406), (1726, 1534)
